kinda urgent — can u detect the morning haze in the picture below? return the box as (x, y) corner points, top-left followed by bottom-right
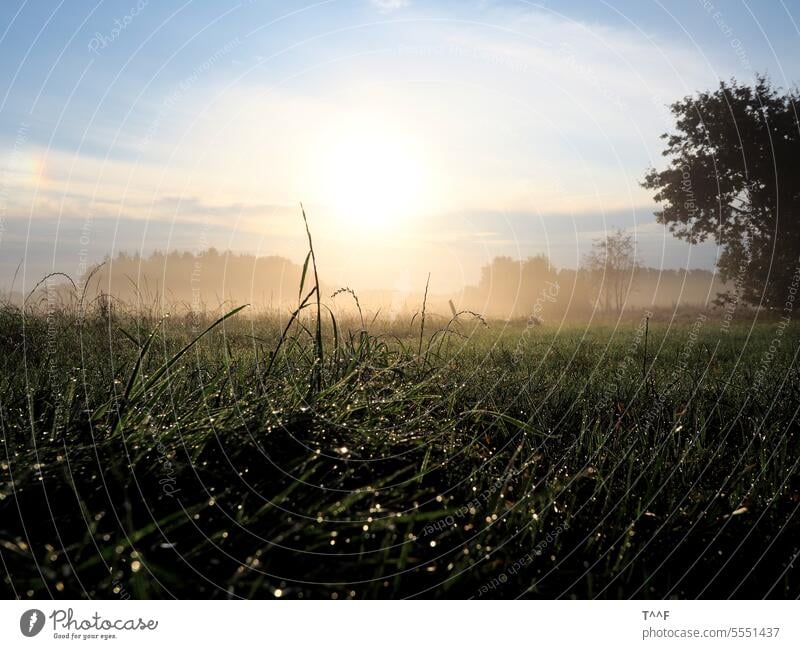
(1, 0), (799, 605)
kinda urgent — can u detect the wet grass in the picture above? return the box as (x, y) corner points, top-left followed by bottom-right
(0, 294), (799, 599)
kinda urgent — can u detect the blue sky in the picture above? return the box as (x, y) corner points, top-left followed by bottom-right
(1, 0), (799, 292)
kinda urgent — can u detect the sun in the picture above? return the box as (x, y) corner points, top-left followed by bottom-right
(319, 124), (429, 232)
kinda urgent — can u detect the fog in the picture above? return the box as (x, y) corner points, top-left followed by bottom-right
(6, 249), (730, 323)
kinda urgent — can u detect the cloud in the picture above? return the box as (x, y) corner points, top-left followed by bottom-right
(1, 3), (739, 289)
(370, 0), (410, 11)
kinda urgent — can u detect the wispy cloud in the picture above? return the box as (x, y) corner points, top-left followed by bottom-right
(370, 0), (410, 11)
(0, 2), (749, 288)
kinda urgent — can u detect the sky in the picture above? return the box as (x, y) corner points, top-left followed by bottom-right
(1, 0), (799, 293)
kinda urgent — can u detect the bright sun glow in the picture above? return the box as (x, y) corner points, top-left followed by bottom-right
(319, 123), (429, 232)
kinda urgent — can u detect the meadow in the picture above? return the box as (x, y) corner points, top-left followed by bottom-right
(1, 289), (798, 599)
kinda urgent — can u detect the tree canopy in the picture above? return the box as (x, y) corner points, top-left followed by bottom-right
(643, 76), (800, 310)
(584, 228), (636, 314)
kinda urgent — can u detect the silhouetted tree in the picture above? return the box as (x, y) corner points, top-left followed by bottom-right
(584, 228), (636, 313)
(643, 76), (800, 310)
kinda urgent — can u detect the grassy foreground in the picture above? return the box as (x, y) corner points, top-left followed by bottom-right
(1, 300), (799, 599)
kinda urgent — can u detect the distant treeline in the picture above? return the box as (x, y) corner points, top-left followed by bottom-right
(459, 255), (729, 319)
(82, 249), (309, 310)
(4, 249), (731, 320)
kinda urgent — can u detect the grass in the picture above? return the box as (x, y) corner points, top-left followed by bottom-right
(1, 271), (799, 599)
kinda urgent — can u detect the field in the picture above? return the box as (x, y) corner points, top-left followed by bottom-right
(1, 296), (799, 599)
